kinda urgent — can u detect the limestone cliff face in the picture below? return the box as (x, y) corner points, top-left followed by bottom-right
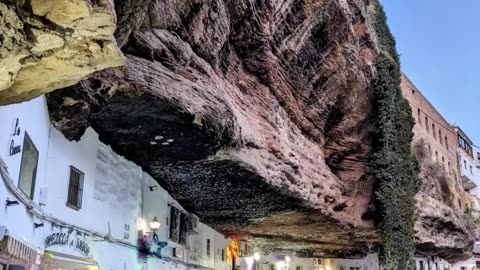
(47, 0), (380, 256)
(0, 0), (124, 105)
(1, 0), (475, 260)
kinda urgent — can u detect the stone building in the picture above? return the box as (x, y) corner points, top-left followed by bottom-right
(401, 74), (468, 209)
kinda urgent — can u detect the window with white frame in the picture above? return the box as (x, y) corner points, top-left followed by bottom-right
(18, 132), (39, 199)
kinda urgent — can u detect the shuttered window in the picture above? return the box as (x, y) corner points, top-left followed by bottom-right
(67, 166), (84, 210)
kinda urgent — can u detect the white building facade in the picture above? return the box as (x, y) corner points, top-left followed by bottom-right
(0, 96), (231, 270)
(454, 127), (480, 197)
(252, 253), (380, 270)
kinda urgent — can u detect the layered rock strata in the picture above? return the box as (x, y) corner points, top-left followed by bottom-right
(0, 0), (474, 261)
(0, 0), (123, 104)
(47, 0), (380, 256)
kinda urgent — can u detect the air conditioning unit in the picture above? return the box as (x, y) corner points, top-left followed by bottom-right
(186, 214), (199, 235)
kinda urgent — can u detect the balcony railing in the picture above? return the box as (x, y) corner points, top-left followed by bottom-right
(475, 159), (480, 168)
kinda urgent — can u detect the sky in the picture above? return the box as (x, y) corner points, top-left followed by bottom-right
(381, 1), (480, 144)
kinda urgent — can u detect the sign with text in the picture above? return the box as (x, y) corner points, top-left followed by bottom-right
(44, 231), (91, 257)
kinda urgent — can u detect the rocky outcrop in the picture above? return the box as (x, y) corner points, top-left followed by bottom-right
(0, 0), (123, 105)
(47, 0), (379, 256)
(1, 0), (471, 261)
(413, 144), (475, 261)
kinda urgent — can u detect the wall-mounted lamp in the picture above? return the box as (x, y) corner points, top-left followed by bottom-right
(141, 217), (168, 259)
(149, 216), (161, 233)
(149, 185), (158, 191)
(6, 198), (19, 207)
(34, 222), (44, 228)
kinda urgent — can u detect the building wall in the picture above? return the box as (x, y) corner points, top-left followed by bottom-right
(254, 254), (379, 270)
(401, 74), (465, 208)
(413, 256), (451, 270)
(0, 95), (230, 270)
(0, 96), (51, 253)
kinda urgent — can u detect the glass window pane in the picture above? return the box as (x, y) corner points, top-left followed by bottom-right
(18, 132), (39, 199)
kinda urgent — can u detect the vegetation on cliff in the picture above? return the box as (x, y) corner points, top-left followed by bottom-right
(371, 1), (420, 269)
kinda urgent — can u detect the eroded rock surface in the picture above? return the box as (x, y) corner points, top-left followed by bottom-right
(0, 0), (123, 104)
(44, 0), (474, 260)
(48, 0), (379, 256)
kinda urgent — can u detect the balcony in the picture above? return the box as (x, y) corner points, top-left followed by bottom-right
(475, 158), (480, 168)
(462, 174), (478, 191)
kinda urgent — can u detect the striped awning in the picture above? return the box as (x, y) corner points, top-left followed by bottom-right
(0, 235), (36, 263)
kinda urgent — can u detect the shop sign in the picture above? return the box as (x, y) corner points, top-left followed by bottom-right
(44, 232), (90, 257)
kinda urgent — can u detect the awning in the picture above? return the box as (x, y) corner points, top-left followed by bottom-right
(0, 235), (37, 263)
(43, 251), (99, 270)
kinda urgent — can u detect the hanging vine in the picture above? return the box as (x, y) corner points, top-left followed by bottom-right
(371, 1), (420, 269)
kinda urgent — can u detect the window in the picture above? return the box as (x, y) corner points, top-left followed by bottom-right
(18, 132), (39, 199)
(207, 239), (211, 257)
(67, 166), (84, 209)
(428, 145), (432, 155)
(425, 117), (429, 132)
(445, 136), (449, 150)
(350, 268), (359, 270)
(179, 213), (187, 244)
(477, 152), (480, 161)
(464, 160), (467, 169)
(458, 135), (473, 156)
(471, 166), (473, 174)
(432, 124), (436, 139)
(439, 130), (442, 145)
(461, 267), (466, 270)
(169, 207), (180, 242)
(419, 261), (425, 270)
(417, 109), (422, 126)
(435, 151), (438, 162)
(222, 249), (225, 261)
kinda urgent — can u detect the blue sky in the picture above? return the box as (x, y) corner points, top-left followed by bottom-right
(381, 1), (480, 144)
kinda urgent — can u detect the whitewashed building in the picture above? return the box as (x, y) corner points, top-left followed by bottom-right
(454, 127), (480, 197)
(251, 253), (379, 270)
(413, 256), (452, 270)
(0, 96), (231, 270)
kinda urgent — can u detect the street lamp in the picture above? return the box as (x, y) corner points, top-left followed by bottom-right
(141, 216), (167, 259)
(254, 253), (261, 261)
(149, 216), (161, 233)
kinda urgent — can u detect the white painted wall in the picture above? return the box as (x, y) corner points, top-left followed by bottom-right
(0, 95), (231, 270)
(414, 256), (452, 270)
(0, 96), (51, 252)
(458, 149), (480, 197)
(452, 258), (476, 270)
(254, 254), (379, 270)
